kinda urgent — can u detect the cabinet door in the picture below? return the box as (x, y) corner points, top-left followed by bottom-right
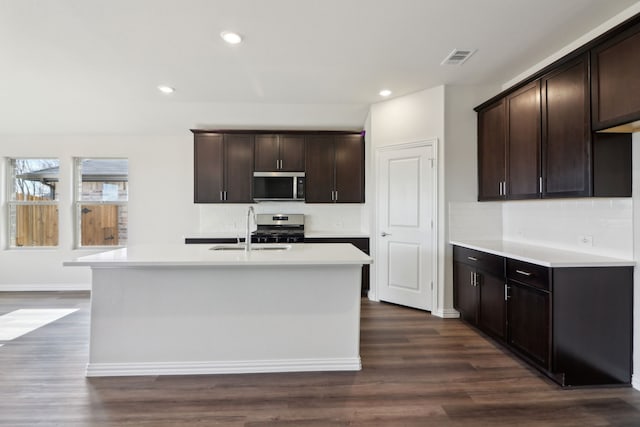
(506, 81), (541, 199)
(541, 54), (591, 198)
(477, 99), (506, 201)
(334, 134), (364, 203)
(279, 135), (305, 171)
(507, 281), (550, 370)
(305, 135), (335, 203)
(254, 134), (279, 172)
(224, 134), (254, 203)
(453, 262), (478, 324)
(591, 24), (640, 130)
(194, 133), (224, 203)
(477, 272), (506, 340)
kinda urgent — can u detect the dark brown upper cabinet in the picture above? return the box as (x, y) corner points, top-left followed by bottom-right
(254, 134), (305, 172)
(541, 54), (591, 198)
(477, 99), (507, 201)
(477, 82), (541, 201)
(475, 18), (636, 201)
(305, 133), (364, 203)
(591, 22), (640, 131)
(506, 81), (541, 199)
(193, 133), (254, 203)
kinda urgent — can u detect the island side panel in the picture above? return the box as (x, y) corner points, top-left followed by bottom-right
(87, 264), (362, 376)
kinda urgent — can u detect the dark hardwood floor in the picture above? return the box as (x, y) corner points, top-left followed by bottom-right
(1, 292), (640, 426)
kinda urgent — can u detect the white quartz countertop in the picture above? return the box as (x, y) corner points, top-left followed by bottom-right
(64, 243), (373, 268)
(450, 239), (635, 268)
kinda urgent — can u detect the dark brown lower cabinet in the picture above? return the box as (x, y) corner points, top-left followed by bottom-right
(452, 247), (505, 341)
(506, 281), (550, 370)
(552, 267), (633, 386)
(477, 273), (506, 341)
(453, 244), (632, 387)
(453, 262), (479, 324)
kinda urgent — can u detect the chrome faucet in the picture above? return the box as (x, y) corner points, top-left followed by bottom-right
(245, 206), (255, 252)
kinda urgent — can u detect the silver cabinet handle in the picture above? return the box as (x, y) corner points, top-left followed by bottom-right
(381, 232), (392, 237)
(499, 181), (507, 196)
(472, 271), (479, 287)
(505, 284), (510, 301)
(334, 190), (338, 201)
(516, 269), (532, 277)
(467, 256), (478, 261)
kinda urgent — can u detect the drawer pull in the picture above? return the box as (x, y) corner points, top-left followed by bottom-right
(467, 256), (478, 261)
(516, 269), (532, 277)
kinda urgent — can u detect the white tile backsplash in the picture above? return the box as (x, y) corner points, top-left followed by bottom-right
(503, 198), (633, 258)
(448, 202), (503, 241)
(198, 203), (367, 235)
(449, 197), (633, 259)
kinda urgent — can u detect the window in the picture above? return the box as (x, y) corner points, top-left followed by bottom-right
(75, 158), (128, 248)
(7, 158), (60, 247)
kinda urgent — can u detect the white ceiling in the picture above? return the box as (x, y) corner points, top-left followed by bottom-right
(1, 0), (638, 134)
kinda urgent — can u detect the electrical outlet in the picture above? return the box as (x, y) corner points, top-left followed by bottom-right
(578, 235), (593, 247)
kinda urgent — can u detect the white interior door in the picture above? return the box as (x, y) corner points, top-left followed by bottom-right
(377, 143), (436, 311)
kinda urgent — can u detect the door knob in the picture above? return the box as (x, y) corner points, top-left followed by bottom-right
(381, 232), (392, 237)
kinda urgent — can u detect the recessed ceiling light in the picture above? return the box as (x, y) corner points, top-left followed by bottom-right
(379, 89), (392, 97)
(221, 31), (243, 45)
(157, 85), (175, 94)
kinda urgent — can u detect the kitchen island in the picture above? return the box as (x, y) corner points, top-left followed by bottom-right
(64, 243), (372, 377)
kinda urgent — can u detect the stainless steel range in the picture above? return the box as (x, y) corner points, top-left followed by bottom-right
(251, 214), (305, 243)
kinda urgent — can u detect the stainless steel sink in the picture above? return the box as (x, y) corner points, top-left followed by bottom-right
(209, 244), (292, 251)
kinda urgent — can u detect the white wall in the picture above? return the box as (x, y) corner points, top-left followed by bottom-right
(0, 130), (371, 289)
(443, 85), (503, 313)
(368, 86), (445, 311)
(369, 87), (445, 148)
(503, 2), (640, 90)
(0, 134), (198, 289)
(367, 84), (500, 316)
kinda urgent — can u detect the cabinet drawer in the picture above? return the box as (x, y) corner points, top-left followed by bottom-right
(453, 246), (504, 277)
(507, 259), (550, 291)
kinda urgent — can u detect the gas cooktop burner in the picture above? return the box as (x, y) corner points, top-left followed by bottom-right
(251, 214), (305, 244)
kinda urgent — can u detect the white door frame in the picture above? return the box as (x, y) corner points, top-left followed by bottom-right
(371, 139), (439, 313)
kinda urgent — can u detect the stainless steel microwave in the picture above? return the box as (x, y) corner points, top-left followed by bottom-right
(253, 172), (305, 201)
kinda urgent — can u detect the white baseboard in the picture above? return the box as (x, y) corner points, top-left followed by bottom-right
(632, 374), (640, 391)
(0, 283), (91, 292)
(86, 357), (362, 377)
(431, 308), (460, 319)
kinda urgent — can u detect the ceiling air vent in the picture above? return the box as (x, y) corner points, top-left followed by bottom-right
(441, 49), (477, 65)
